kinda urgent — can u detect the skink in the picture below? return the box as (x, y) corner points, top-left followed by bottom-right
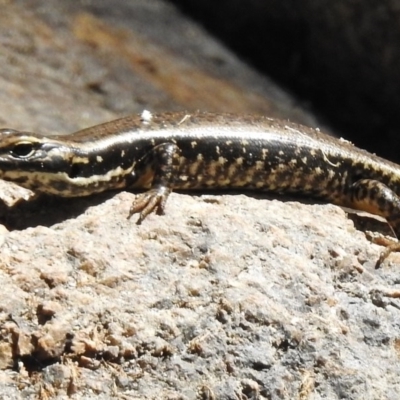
(0, 111), (399, 265)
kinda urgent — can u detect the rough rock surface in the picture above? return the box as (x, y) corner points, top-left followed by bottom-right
(1, 193), (400, 399)
(0, 1), (399, 399)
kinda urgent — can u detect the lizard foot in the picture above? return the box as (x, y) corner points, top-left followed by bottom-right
(365, 231), (400, 268)
(128, 187), (171, 224)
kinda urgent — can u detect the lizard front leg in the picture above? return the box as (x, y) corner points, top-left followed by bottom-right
(128, 142), (181, 224)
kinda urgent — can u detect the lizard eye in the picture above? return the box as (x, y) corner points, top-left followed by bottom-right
(10, 142), (35, 158)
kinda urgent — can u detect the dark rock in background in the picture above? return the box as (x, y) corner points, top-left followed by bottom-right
(170, 0), (400, 161)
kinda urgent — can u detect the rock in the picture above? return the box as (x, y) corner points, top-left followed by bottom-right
(0, 191), (399, 398)
(171, 0), (400, 161)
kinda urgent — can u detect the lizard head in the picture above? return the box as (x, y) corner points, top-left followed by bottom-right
(0, 129), (76, 193)
(0, 129), (73, 170)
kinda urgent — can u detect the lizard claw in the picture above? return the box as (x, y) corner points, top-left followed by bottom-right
(375, 242), (400, 269)
(128, 186), (171, 224)
(365, 231), (400, 268)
